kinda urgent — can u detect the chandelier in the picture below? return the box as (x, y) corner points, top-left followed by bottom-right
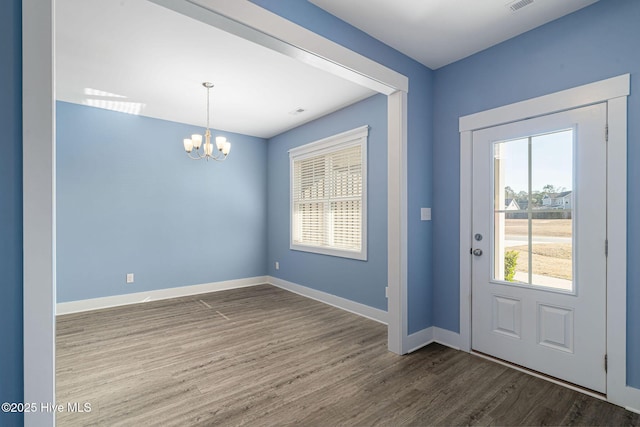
(182, 82), (231, 161)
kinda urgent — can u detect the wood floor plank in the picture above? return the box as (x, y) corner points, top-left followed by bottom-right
(56, 284), (640, 426)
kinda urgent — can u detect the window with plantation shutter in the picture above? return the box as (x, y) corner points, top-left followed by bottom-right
(289, 126), (368, 260)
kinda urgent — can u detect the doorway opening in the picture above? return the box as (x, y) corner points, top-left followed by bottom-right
(22, 1), (410, 423)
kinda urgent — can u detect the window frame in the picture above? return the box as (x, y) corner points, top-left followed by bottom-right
(289, 125), (369, 260)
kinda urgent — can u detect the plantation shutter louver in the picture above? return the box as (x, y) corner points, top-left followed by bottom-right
(289, 126), (368, 260)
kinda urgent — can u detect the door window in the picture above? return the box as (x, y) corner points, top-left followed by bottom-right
(492, 129), (574, 292)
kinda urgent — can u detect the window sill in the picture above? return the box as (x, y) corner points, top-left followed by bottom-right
(290, 243), (367, 261)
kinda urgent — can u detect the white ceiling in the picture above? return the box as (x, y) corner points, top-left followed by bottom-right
(309, 0), (599, 69)
(55, 0), (376, 139)
(56, 0), (600, 138)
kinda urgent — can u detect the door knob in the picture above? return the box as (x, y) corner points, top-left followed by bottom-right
(473, 248), (483, 256)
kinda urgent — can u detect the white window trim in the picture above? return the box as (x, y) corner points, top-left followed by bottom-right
(289, 125), (369, 261)
(458, 74), (638, 411)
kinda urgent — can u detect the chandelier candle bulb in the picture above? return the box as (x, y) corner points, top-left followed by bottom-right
(182, 82), (231, 162)
(216, 136), (226, 150)
(192, 134), (202, 149)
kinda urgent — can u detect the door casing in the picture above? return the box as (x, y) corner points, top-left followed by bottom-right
(459, 74), (637, 409)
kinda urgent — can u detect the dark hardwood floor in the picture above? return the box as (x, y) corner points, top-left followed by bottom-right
(56, 284), (639, 426)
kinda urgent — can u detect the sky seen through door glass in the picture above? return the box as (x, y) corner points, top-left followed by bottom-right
(499, 130), (573, 194)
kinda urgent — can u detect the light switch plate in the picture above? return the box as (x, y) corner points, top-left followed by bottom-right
(421, 208), (431, 221)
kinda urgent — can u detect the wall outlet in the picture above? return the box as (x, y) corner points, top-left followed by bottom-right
(126, 273), (134, 284)
(275, 261), (280, 270)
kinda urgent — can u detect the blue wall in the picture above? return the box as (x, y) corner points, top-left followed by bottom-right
(56, 102), (267, 302)
(252, 0), (434, 333)
(267, 94), (387, 309)
(432, 0), (640, 387)
(6, 0), (635, 416)
(0, 0), (23, 425)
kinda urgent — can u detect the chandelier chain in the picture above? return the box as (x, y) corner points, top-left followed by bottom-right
(206, 85), (210, 131)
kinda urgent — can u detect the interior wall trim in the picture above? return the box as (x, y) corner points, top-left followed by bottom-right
(56, 276), (390, 329)
(267, 276), (388, 325)
(434, 327), (462, 350)
(55, 276), (268, 315)
(406, 326), (462, 354)
(23, 0), (56, 424)
(174, 0), (409, 94)
(406, 327), (434, 353)
(459, 74), (630, 132)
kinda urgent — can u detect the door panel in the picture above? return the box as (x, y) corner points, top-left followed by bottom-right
(471, 104), (607, 393)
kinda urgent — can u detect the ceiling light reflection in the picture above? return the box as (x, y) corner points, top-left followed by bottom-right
(83, 87), (144, 115)
(83, 88), (127, 98)
(84, 99), (145, 115)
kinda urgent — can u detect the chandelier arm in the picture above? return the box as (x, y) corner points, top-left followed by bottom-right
(186, 151), (227, 162)
(187, 149), (206, 160)
(210, 150), (226, 161)
(210, 153), (228, 162)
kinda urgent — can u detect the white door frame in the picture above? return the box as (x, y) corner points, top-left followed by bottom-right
(22, 1), (410, 425)
(459, 74), (640, 411)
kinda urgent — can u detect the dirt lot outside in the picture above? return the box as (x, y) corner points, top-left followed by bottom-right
(503, 219), (572, 281)
(505, 219), (572, 237)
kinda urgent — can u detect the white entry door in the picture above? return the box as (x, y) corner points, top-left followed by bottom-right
(471, 104), (607, 393)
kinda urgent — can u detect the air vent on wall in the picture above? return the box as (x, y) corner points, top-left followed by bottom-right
(508, 0), (534, 12)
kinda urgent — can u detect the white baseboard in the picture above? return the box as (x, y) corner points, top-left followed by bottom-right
(406, 327), (434, 353)
(405, 326), (462, 354)
(434, 327), (462, 350)
(621, 386), (640, 414)
(266, 276), (388, 325)
(56, 276), (268, 315)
